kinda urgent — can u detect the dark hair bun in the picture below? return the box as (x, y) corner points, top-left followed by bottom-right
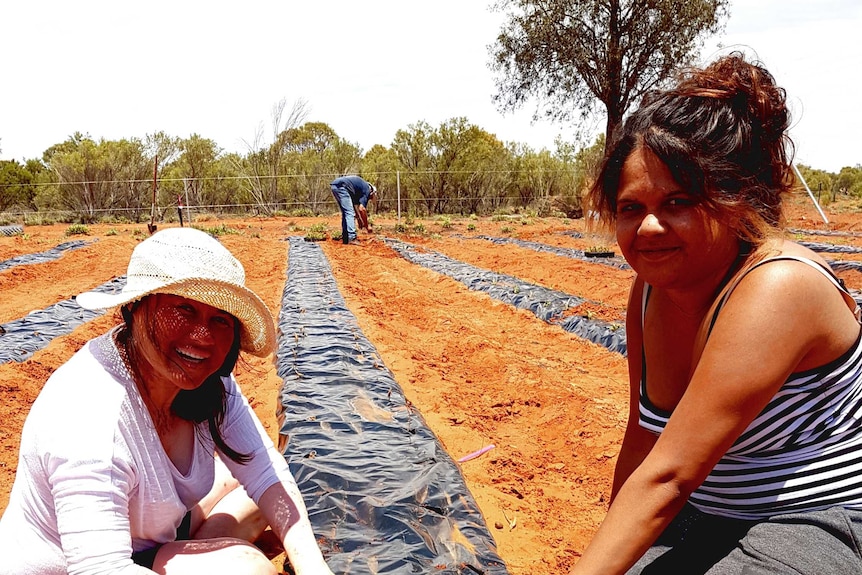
(676, 52), (790, 144)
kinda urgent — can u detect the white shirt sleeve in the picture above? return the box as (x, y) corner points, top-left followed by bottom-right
(27, 348), (159, 575)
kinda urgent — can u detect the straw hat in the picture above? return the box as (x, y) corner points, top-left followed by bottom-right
(76, 227), (276, 357)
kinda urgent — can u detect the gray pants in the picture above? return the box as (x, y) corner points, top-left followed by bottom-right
(628, 504), (862, 574)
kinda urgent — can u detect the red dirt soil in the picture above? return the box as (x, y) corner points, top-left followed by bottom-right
(1, 193), (860, 573)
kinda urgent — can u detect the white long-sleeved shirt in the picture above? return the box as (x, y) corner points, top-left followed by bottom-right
(0, 330), (303, 575)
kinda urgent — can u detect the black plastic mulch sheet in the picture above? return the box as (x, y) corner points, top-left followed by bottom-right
(384, 238), (627, 356)
(0, 277), (125, 363)
(0, 239), (95, 272)
(275, 237), (508, 575)
(798, 241), (862, 254)
(788, 228), (862, 238)
(473, 235), (631, 271)
(0, 225), (24, 237)
(791, 241), (862, 277)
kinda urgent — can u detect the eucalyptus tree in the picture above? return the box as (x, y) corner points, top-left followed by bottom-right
(392, 119), (514, 215)
(795, 164), (835, 204)
(239, 98), (309, 215)
(836, 165), (862, 197)
(0, 160), (36, 212)
(447, 127), (512, 214)
(490, 0), (729, 150)
(207, 153), (245, 210)
(46, 135), (150, 222)
(102, 138), (154, 221)
(162, 134), (221, 211)
(553, 133), (605, 217)
(280, 121), (362, 212)
(508, 144), (564, 212)
(429, 117), (489, 213)
(391, 121), (436, 215)
(361, 144), (400, 213)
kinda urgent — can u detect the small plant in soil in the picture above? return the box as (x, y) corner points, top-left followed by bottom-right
(584, 245), (615, 258)
(65, 224), (90, 236)
(195, 223), (239, 237)
(304, 223), (329, 242)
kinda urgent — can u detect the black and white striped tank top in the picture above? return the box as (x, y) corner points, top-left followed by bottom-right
(639, 256), (862, 519)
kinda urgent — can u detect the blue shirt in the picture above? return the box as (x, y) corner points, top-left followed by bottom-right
(331, 176), (373, 207)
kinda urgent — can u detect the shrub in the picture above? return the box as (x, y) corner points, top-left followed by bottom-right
(289, 207), (315, 218)
(304, 222), (329, 241)
(65, 224), (90, 236)
(23, 214), (57, 226)
(194, 223), (238, 237)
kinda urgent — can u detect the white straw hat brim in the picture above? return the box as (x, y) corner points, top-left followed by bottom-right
(76, 277), (276, 357)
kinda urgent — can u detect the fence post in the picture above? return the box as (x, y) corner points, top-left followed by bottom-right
(792, 163), (828, 225)
(182, 178), (193, 224)
(397, 170), (401, 222)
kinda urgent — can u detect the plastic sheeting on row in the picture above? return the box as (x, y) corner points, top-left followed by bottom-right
(275, 237), (508, 575)
(0, 277), (125, 363)
(473, 235), (631, 271)
(385, 238), (627, 356)
(828, 260), (862, 274)
(788, 228), (862, 238)
(0, 239), (94, 273)
(0, 225), (24, 237)
(798, 241), (862, 254)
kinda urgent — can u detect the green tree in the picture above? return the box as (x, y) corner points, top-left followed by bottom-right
(508, 144), (564, 213)
(448, 127), (512, 214)
(836, 165), (862, 198)
(44, 135), (151, 222)
(0, 160), (36, 212)
(391, 121), (436, 215)
(102, 138), (152, 221)
(361, 144), (401, 214)
(795, 164), (835, 205)
(552, 133), (605, 217)
(164, 134), (221, 210)
(240, 98), (309, 215)
(490, 0), (729, 150)
(281, 122), (362, 213)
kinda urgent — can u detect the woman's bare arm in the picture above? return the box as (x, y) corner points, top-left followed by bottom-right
(572, 259), (856, 574)
(257, 482), (333, 575)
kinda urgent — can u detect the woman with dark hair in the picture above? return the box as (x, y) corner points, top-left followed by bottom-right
(0, 227), (334, 574)
(572, 53), (862, 574)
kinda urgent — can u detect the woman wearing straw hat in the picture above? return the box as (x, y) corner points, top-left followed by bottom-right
(0, 228), (334, 575)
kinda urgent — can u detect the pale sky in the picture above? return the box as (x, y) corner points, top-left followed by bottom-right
(1, 0), (859, 173)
